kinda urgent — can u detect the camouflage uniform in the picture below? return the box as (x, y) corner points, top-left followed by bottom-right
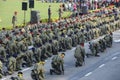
(41, 45), (48, 61)
(74, 45), (85, 67)
(32, 62), (45, 80)
(51, 40), (59, 55)
(0, 60), (2, 78)
(71, 34), (78, 47)
(16, 51), (24, 71)
(89, 42), (100, 57)
(8, 56), (16, 74)
(65, 36), (72, 50)
(34, 48), (42, 62)
(45, 42), (52, 57)
(33, 35), (43, 48)
(0, 45), (6, 62)
(50, 53), (65, 75)
(24, 50), (33, 67)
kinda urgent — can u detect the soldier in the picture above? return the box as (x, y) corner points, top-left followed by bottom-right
(40, 32), (49, 44)
(0, 60), (2, 78)
(109, 33), (113, 46)
(50, 53), (65, 75)
(89, 41), (100, 57)
(45, 41), (52, 57)
(26, 33), (33, 46)
(41, 45), (48, 61)
(48, 5), (51, 23)
(65, 35), (72, 50)
(31, 61), (45, 80)
(9, 40), (18, 56)
(24, 50), (33, 67)
(12, 11), (17, 28)
(17, 39), (28, 52)
(16, 72), (25, 80)
(16, 51), (24, 71)
(58, 37), (66, 51)
(0, 44), (6, 62)
(71, 33), (78, 47)
(58, 6), (62, 19)
(74, 45), (85, 67)
(79, 32), (85, 47)
(33, 35), (43, 48)
(34, 47), (42, 62)
(99, 39), (105, 52)
(7, 55), (16, 75)
(51, 40), (59, 55)
(104, 34), (113, 47)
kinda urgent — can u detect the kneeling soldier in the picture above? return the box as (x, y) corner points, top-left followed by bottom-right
(50, 53), (65, 75)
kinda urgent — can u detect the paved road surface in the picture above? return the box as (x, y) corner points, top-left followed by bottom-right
(1, 30), (120, 80)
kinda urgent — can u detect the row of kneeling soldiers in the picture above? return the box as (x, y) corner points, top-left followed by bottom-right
(0, 8), (119, 79)
(4, 33), (113, 80)
(30, 33), (113, 80)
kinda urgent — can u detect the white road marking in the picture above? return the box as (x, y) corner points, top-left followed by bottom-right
(114, 40), (120, 42)
(84, 72), (92, 77)
(112, 57), (117, 60)
(1, 78), (7, 80)
(98, 64), (105, 68)
(22, 68), (30, 72)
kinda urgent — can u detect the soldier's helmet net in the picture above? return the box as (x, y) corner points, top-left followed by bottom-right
(61, 53), (65, 58)
(18, 72), (23, 77)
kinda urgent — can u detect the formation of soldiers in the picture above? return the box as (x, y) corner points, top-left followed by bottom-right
(0, 6), (120, 79)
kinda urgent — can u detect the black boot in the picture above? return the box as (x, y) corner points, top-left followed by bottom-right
(95, 54), (100, 57)
(50, 69), (53, 75)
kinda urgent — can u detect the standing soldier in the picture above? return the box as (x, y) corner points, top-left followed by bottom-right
(74, 45), (85, 67)
(50, 53), (65, 75)
(31, 61), (45, 80)
(12, 11), (17, 28)
(58, 5), (62, 19)
(48, 5), (51, 23)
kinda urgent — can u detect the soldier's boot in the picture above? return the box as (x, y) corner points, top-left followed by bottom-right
(75, 61), (82, 67)
(100, 48), (104, 52)
(47, 53), (52, 57)
(95, 54), (100, 57)
(50, 69), (53, 75)
(75, 62), (78, 67)
(8, 71), (13, 75)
